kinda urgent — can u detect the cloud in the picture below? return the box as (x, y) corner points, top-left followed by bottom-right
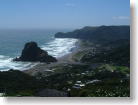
(112, 16), (130, 20)
(65, 3), (75, 7)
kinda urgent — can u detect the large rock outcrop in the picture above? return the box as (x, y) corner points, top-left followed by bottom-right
(13, 42), (57, 63)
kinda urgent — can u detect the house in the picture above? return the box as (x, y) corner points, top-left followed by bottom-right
(86, 80), (101, 84)
(72, 81), (85, 89)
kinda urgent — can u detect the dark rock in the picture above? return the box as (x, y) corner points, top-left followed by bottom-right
(36, 89), (67, 97)
(13, 42), (57, 63)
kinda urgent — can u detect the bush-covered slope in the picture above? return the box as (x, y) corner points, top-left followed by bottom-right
(80, 44), (130, 66)
(55, 26), (130, 43)
(0, 70), (44, 96)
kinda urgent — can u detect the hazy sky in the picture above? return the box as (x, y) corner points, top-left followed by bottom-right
(0, 0), (130, 29)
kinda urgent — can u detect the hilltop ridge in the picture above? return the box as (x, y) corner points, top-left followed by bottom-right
(55, 25), (130, 43)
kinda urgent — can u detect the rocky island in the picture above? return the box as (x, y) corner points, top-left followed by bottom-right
(13, 41), (57, 63)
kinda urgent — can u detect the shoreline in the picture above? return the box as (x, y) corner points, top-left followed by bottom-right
(23, 39), (82, 75)
(0, 38), (79, 71)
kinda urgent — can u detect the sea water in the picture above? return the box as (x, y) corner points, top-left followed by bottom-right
(0, 29), (77, 71)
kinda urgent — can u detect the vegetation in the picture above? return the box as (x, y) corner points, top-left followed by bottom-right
(0, 70), (45, 96)
(80, 44), (130, 66)
(55, 26), (130, 44)
(0, 26), (130, 97)
(0, 63), (130, 97)
(34, 64), (130, 97)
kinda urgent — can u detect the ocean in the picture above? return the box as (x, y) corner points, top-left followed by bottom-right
(0, 29), (78, 71)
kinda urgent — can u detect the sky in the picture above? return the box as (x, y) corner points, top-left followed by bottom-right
(0, 0), (130, 29)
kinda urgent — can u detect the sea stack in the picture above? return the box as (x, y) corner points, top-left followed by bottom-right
(13, 41), (57, 63)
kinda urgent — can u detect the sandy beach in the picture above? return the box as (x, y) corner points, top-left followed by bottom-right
(24, 39), (82, 75)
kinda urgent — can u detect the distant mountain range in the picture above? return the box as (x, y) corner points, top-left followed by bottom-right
(55, 26), (130, 43)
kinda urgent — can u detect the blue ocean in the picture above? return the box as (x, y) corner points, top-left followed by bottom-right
(0, 29), (77, 71)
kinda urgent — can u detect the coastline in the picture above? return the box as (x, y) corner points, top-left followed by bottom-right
(0, 25), (130, 97)
(24, 39), (82, 75)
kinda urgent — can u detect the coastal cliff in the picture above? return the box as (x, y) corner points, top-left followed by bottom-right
(55, 26), (130, 43)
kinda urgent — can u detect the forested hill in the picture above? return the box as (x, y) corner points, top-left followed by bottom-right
(55, 26), (130, 43)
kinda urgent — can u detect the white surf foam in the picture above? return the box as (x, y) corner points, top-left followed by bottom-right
(0, 38), (78, 71)
(0, 55), (38, 71)
(41, 38), (78, 57)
